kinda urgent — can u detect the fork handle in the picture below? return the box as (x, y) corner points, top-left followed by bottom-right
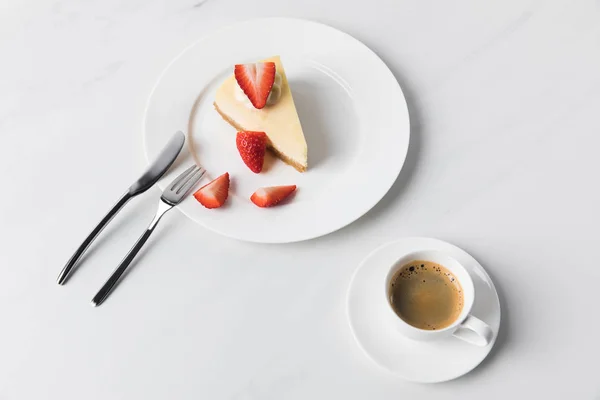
(57, 191), (132, 285)
(91, 200), (173, 307)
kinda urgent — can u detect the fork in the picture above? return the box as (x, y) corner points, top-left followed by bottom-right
(91, 164), (205, 306)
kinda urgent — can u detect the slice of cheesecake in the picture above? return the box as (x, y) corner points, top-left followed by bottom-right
(214, 56), (308, 172)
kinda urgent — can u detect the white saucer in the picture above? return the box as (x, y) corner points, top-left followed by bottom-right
(143, 18), (410, 243)
(347, 237), (501, 383)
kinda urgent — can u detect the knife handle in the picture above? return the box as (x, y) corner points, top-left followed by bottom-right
(57, 191), (132, 285)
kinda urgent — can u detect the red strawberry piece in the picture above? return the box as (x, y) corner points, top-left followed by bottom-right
(250, 185), (297, 208)
(234, 62), (276, 109)
(236, 131), (267, 173)
(193, 173), (230, 209)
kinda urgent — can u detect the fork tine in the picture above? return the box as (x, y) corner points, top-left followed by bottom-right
(176, 167), (205, 195)
(169, 165), (198, 191)
(161, 164), (206, 205)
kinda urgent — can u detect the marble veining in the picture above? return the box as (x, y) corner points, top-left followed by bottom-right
(0, 0), (599, 399)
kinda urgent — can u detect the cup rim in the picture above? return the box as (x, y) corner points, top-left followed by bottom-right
(384, 250), (475, 335)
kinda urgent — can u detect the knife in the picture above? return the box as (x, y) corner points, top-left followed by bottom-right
(56, 131), (185, 285)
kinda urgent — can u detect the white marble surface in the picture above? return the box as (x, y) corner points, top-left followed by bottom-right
(1, 0), (599, 398)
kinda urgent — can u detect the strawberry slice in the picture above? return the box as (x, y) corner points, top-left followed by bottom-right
(250, 185), (297, 208)
(193, 173), (230, 209)
(236, 131), (267, 173)
(234, 62), (276, 109)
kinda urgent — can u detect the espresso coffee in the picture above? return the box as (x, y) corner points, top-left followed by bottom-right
(388, 260), (464, 330)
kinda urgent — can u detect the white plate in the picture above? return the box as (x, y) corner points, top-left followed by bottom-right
(347, 238), (501, 383)
(143, 18), (409, 243)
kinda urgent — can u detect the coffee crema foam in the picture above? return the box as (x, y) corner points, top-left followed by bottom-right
(389, 260), (464, 330)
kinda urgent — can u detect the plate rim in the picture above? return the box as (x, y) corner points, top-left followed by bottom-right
(142, 17), (410, 243)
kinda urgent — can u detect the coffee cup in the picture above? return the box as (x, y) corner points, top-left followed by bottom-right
(384, 250), (493, 346)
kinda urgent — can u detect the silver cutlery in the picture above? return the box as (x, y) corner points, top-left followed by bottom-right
(57, 131), (185, 285)
(91, 164), (205, 306)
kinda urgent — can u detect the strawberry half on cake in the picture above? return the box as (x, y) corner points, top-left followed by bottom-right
(214, 56), (308, 172)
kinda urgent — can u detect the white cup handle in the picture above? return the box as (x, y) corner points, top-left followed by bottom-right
(453, 315), (493, 346)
